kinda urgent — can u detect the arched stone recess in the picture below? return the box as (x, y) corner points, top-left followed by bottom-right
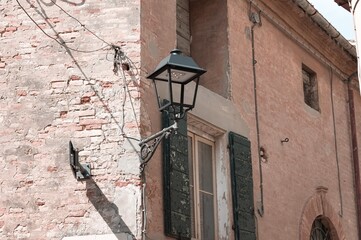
(299, 187), (346, 240)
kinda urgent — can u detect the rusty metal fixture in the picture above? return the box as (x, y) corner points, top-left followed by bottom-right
(69, 141), (91, 180)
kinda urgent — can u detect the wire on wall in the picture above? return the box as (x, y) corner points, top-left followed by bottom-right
(18, 0), (141, 144)
(16, 0), (110, 53)
(329, 67), (344, 217)
(49, 0), (112, 47)
(250, 14), (264, 217)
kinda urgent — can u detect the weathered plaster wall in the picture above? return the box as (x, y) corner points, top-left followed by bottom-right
(0, 0), (141, 239)
(228, 0), (359, 239)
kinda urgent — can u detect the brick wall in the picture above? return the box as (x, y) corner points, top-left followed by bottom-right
(0, 0), (141, 239)
(228, 0), (359, 239)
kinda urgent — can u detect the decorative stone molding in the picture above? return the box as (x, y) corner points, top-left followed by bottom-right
(299, 187), (345, 240)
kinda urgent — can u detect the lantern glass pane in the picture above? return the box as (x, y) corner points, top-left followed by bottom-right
(170, 82), (182, 106)
(168, 80), (197, 108)
(154, 80), (172, 109)
(182, 81), (197, 107)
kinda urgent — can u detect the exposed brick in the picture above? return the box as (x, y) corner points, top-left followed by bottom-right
(5, 26), (17, 32)
(101, 82), (113, 88)
(48, 17), (61, 24)
(16, 89), (27, 96)
(115, 180), (130, 187)
(35, 199), (45, 206)
(79, 118), (108, 125)
(60, 111), (67, 118)
(84, 124), (102, 130)
(47, 166), (58, 172)
(69, 75), (81, 80)
(67, 210), (86, 217)
(80, 96), (91, 104)
(0, 208), (5, 217)
(87, 8), (101, 14)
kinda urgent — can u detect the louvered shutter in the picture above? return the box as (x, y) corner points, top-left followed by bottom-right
(163, 110), (191, 239)
(229, 132), (256, 240)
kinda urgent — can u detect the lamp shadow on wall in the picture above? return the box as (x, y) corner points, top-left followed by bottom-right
(86, 178), (135, 240)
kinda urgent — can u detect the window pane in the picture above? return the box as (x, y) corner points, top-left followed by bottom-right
(198, 141), (213, 193)
(200, 192), (215, 240)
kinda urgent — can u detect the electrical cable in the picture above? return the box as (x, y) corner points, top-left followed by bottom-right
(48, 0), (112, 47)
(329, 67), (344, 217)
(107, 48), (139, 77)
(19, 0), (140, 142)
(16, 0), (110, 53)
(251, 21), (264, 217)
(141, 175), (159, 240)
(112, 46), (141, 143)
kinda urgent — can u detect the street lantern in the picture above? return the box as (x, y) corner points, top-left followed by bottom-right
(139, 49), (206, 168)
(146, 49), (206, 119)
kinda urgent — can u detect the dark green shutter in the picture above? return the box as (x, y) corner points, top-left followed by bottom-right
(229, 132), (256, 240)
(163, 110), (191, 239)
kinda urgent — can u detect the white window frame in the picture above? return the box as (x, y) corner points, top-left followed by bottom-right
(188, 130), (218, 240)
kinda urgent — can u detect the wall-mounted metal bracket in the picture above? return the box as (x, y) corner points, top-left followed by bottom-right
(69, 141), (91, 180)
(139, 121), (178, 171)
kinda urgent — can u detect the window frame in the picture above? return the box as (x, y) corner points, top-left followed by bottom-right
(188, 130), (218, 240)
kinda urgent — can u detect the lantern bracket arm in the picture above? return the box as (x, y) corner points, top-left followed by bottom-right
(139, 121), (178, 170)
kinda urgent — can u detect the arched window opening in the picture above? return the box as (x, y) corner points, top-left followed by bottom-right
(310, 216), (332, 240)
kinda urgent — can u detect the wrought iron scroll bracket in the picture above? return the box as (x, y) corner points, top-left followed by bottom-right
(69, 141), (91, 180)
(139, 121), (178, 171)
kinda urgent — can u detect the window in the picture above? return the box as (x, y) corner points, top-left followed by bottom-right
(310, 217), (332, 240)
(162, 112), (223, 239)
(302, 65), (320, 111)
(188, 132), (217, 240)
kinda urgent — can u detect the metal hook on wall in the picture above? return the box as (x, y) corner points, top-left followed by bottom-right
(69, 141), (91, 180)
